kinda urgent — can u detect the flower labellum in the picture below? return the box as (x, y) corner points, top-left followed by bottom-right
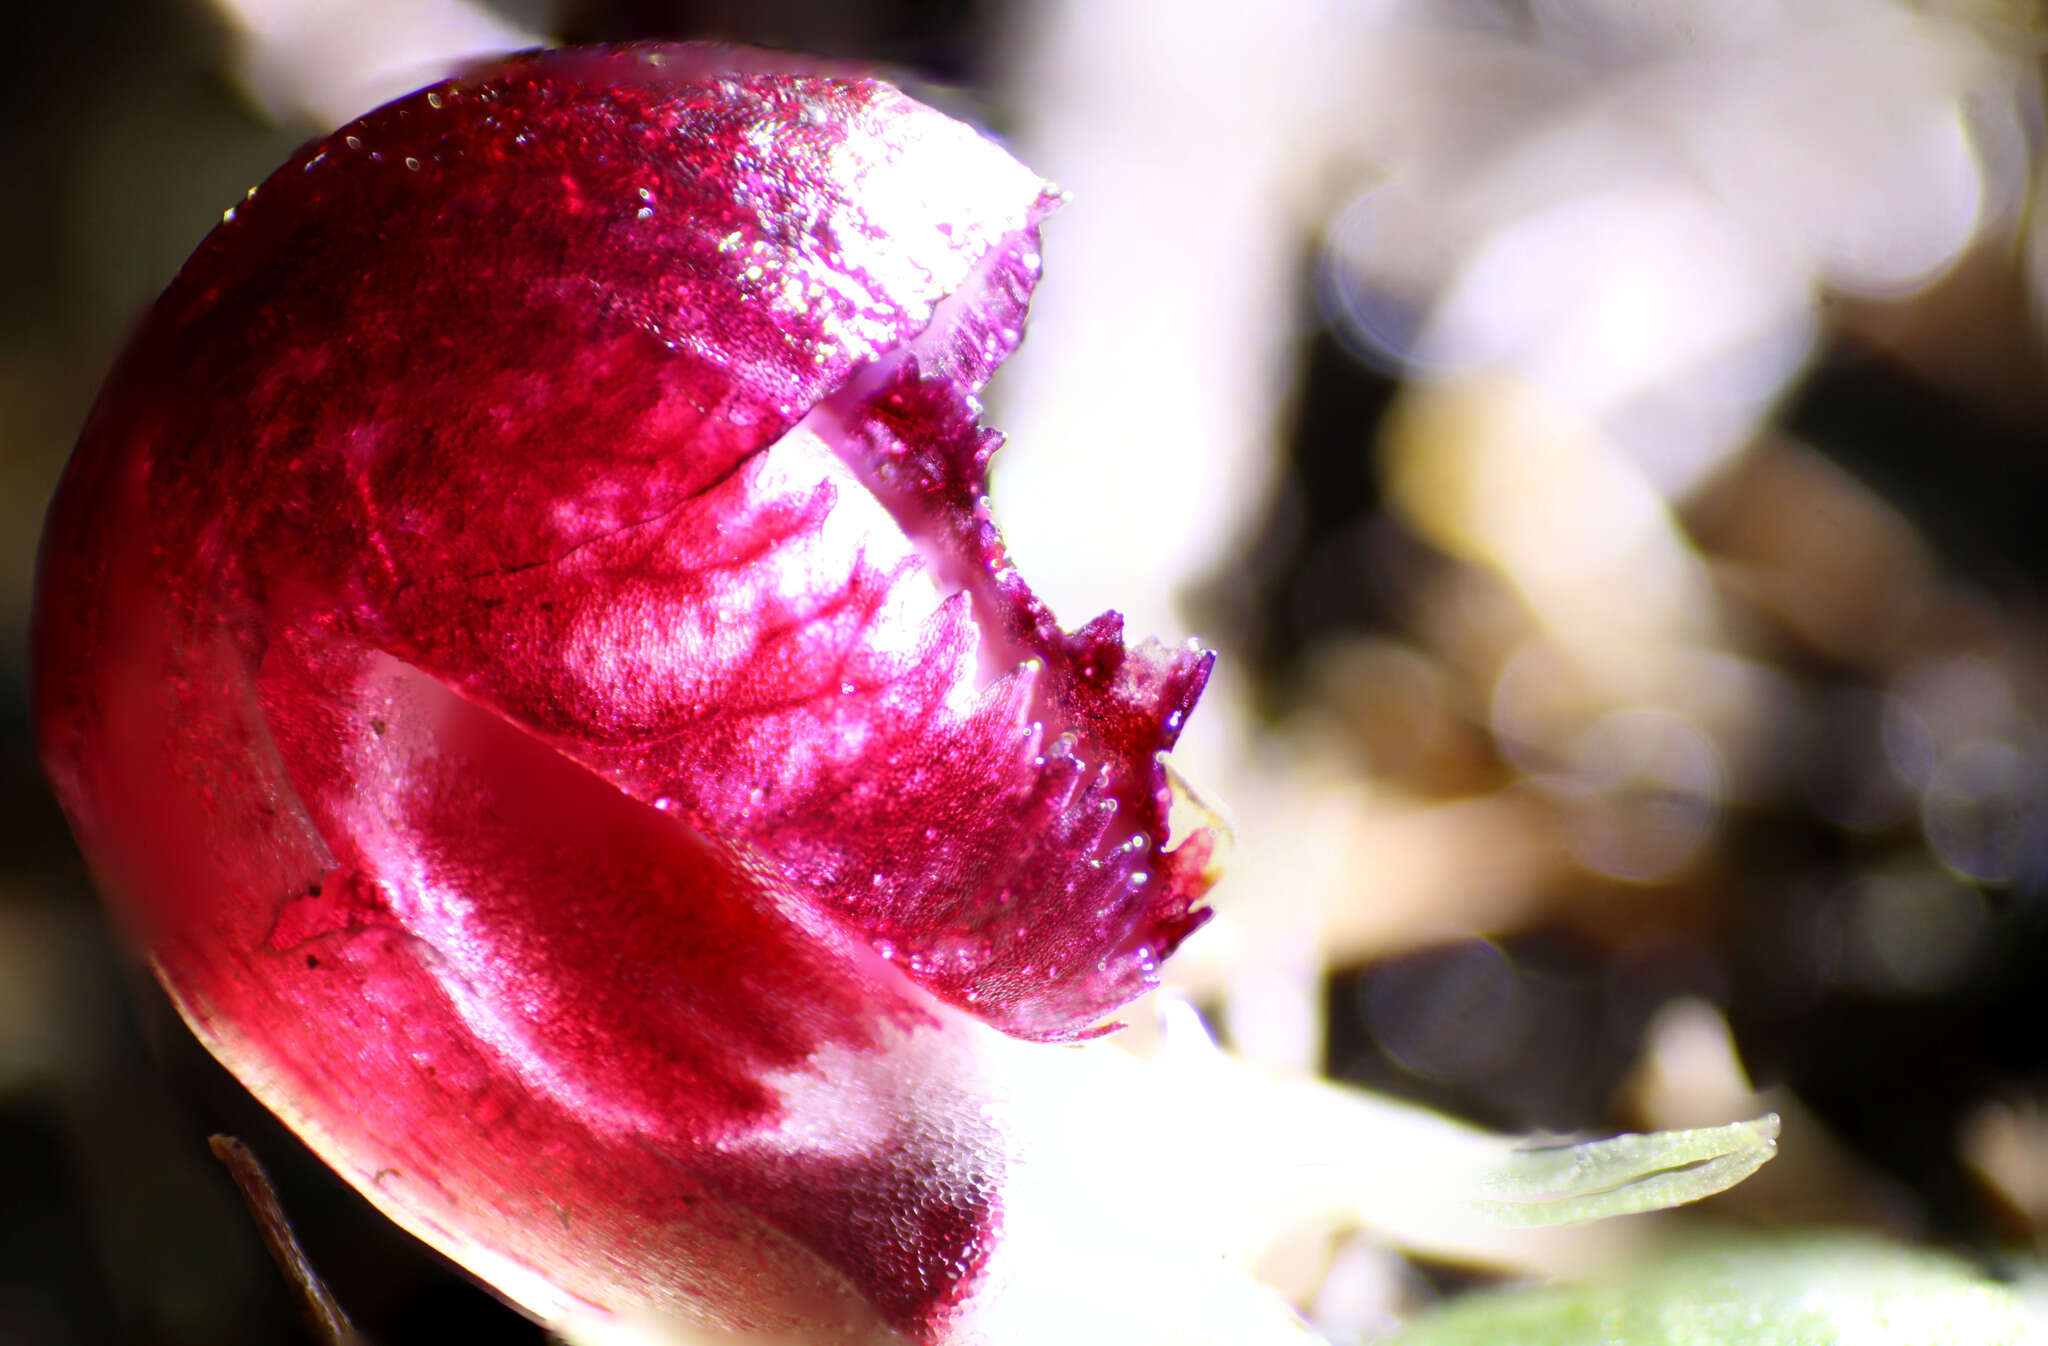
(33, 44), (1221, 1343)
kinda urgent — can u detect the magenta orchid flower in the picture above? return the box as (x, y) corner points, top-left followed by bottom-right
(34, 43), (1219, 1342)
(34, 41), (1780, 1346)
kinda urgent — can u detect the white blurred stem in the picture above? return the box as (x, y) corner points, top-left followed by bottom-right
(963, 1003), (1776, 1343)
(990, 0), (1339, 675)
(1136, 1005), (1773, 1274)
(210, 0), (543, 128)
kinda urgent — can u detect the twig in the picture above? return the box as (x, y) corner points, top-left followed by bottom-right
(208, 1134), (366, 1346)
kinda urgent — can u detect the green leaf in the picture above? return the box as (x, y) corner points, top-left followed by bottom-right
(1477, 1115), (1780, 1226)
(1387, 1233), (2032, 1346)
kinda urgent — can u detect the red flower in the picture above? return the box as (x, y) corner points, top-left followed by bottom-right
(33, 45), (1216, 1342)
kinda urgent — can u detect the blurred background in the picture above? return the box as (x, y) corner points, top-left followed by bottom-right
(6, 0), (2048, 1341)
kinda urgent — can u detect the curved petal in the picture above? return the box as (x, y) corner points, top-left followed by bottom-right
(46, 524), (1003, 1336)
(44, 41), (1213, 1040)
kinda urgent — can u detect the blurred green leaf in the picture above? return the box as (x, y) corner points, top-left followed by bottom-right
(1389, 1233), (2032, 1346)
(1479, 1115), (1780, 1226)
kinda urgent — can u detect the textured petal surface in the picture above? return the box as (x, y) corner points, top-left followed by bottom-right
(33, 41), (1216, 1338)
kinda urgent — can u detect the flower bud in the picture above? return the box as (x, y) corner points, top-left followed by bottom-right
(34, 44), (1217, 1342)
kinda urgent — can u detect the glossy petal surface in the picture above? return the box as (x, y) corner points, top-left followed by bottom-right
(33, 42), (1215, 1339)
